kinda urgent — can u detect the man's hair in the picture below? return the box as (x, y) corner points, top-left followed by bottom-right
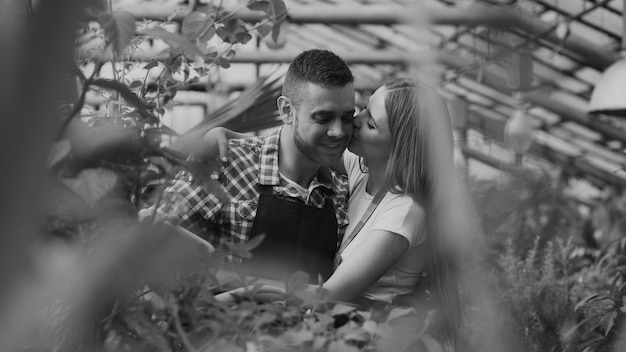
(282, 49), (354, 106)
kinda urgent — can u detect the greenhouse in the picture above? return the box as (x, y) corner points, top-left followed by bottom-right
(1, 0), (626, 351)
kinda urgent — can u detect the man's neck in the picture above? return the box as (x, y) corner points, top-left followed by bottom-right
(278, 128), (319, 188)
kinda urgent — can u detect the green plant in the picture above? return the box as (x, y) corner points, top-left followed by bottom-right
(33, 2), (448, 352)
(492, 237), (576, 352)
(46, 0), (289, 246)
(564, 239), (626, 352)
(469, 168), (583, 264)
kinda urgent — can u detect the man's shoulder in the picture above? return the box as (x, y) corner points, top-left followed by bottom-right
(228, 135), (266, 150)
(225, 135), (267, 162)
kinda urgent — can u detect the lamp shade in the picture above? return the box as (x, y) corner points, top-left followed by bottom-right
(588, 57), (626, 116)
(504, 109), (533, 154)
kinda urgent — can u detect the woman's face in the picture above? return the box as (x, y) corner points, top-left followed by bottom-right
(348, 86), (392, 163)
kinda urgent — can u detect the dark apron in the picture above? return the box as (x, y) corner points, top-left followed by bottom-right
(244, 184), (338, 283)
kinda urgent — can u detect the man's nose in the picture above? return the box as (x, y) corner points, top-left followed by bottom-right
(327, 118), (348, 139)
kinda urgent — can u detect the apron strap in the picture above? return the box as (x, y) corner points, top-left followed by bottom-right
(259, 184), (274, 195)
(334, 189), (386, 267)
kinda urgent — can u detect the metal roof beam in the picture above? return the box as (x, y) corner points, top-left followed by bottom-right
(467, 111), (626, 188)
(127, 47), (626, 144)
(119, 3), (620, 70)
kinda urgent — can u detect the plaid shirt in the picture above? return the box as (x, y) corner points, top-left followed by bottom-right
(155, 128), (349, 256)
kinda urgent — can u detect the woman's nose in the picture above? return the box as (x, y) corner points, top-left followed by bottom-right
(352, 112), (363, 128)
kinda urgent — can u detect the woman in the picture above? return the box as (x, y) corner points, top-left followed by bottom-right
(205, 77), (459, 345)
(328, 77), (459, 346)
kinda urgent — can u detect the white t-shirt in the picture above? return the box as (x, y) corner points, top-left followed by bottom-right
(338, 151), (427, 303)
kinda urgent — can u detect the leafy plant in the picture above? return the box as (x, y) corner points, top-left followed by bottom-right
(32, 2), (450, 352)
(564, 239), (626, 352)
(51, 0), (288, 240)
(469, 168), (583, 264)
(491, 237), (576, 352)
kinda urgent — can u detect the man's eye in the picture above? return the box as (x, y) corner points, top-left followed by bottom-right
(342, 115), (356, 123)
(314, 115), (333, 123)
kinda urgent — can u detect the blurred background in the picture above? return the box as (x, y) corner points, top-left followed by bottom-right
(2, 0), (626, 351)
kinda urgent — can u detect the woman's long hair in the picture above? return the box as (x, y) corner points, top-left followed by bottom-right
(383, 77), (461, 349)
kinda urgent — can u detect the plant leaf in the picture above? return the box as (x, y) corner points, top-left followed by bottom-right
(97, 11), (136, 56)
(139, 27), (203, 60)
(269, 0), (288, 21)
(247, 0), (270, 12)
(128, 80), (143, 89)
(385, 306), (416, 323)
(48, 139), (72, 167)
(256, 23), (273, 37)
(280, 328), (314, 345)
(60, 168), (119, 207)
(344, 328), (370, 343)
(144, 61), (159, 70)
(574, 293), (601, 311)
(182, 11), (216, 42)
(604, 311), (618, 336)
(287, 271), (309, 291)
(91, 78), (158, 124)
(271, 22), (282, 43)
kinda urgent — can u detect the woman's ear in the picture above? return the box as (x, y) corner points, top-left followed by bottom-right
(277, 96), (293, 124)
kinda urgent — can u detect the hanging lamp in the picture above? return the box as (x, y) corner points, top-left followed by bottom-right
(588, 0), (626, 116)
(504, 49), (534, 165)
(504, 103), (533, 157)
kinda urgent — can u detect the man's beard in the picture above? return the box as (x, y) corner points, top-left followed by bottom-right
(293, 118), (322, 165)
(293, 118), (345, 167)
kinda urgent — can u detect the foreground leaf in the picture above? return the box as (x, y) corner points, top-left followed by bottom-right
(61, 168), (119, 207)
(139, 27), (203, 60)
(97, 11), (136, 55)
(48, 139), (72, 167)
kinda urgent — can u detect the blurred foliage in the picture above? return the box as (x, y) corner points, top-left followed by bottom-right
(32, 1), (445, 352)
(469, 168), (583, 263)
(462, 168), (626, 352)
(28, 0), (626, 350)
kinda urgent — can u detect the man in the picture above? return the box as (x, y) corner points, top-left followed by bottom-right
(155, 49), (355, 282)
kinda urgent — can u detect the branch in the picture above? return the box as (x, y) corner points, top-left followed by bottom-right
(58, 61), (104, 139)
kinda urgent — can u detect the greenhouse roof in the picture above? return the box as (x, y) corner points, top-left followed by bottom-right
(116, 0), (626, 191)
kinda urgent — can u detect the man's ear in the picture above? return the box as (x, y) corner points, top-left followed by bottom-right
(277, 96), (293, 124)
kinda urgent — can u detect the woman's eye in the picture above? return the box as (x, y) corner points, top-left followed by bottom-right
(367, 121), (375, 129)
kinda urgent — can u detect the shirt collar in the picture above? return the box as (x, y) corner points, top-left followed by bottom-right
(258, 128), (281, 186)
(258, 127), (337, 194)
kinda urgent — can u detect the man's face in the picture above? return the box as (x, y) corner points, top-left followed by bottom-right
(291, 82), (355, 167)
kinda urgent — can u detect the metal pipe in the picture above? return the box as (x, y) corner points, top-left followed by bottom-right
(125, 47), (626, 144)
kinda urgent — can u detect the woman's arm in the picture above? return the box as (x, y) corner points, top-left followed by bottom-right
(189, 127), (251, 161)
(323, 230), (409, 302)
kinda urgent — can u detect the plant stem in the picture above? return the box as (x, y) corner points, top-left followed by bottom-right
(58, 61), (104, 139)
(173, 306), (199, 352)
